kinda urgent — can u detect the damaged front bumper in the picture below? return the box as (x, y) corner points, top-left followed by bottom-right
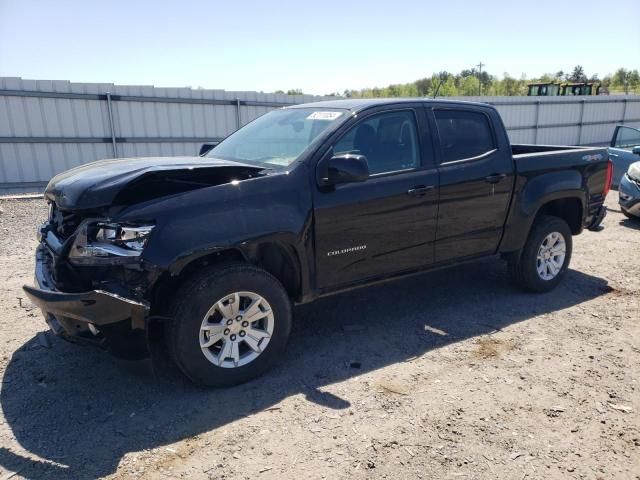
(23, 244), (150, 356)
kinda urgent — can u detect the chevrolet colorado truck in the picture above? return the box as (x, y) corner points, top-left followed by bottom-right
(23, 99), (612, 387)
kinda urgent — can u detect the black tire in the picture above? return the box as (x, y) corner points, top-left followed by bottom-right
(168, 263), (292, 387)
(509, 215), (573, 293)
(622, 208), (637, 220)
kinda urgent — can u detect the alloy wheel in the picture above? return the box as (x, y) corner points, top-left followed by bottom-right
(199, 291), (274, 368)
(536, 232), (566, 280)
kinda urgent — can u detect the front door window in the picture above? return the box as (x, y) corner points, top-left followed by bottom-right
(333, 110), (420, 175)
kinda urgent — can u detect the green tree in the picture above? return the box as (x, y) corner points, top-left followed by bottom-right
(459, 75), (479, 96)
(438, 77), (458, 96)
(334, 66), (638, 99)
(569, 65), (586, 82)
(612, 68), (628, 87)
(414, 77), (432, 96)
(611, 68), (639, 94)
(479, 71), (493, 93)
(628, 70), (640, 93)
(499, 74), (520, 96)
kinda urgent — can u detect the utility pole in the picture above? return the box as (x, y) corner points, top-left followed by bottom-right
(476, 61), (485, 96)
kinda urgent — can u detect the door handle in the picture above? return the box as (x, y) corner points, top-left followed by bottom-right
(609, 153), (619, 158)
(485, 173), (506, 184)
(407, 185), (435, 197)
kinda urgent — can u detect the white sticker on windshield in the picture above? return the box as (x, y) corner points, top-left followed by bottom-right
(306, 111), (342, 121)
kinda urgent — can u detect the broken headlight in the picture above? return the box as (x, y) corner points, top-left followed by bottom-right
(68, 222), (155, 265)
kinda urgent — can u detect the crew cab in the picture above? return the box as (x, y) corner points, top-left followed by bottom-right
(23, 99), (612, 387)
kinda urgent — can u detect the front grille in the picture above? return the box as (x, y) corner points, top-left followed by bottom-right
(50, 203), (83, 240)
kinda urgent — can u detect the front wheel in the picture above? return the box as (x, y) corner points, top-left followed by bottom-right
(168, 263), (292, 387)
(509, 215), (573, 293)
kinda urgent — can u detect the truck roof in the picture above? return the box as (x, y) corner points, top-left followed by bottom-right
(287, 98), (493, 112)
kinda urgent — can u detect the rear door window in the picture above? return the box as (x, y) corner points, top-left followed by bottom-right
(434, 110), (496, 163)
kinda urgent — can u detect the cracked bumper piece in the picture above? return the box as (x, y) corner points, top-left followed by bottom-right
(22, 246), (149, 343)
(23, 286), (148, 328)
(586, 204), (607, 231)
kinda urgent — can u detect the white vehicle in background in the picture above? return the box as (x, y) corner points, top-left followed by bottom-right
(619, 161), (640, 220)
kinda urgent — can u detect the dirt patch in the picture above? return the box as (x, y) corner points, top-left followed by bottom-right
(473, 337), (516, 359)
(0, 195), (638, 480)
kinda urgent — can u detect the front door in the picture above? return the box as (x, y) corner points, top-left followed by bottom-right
(313, 107), (439, 290)
(609, 126), (640, 186)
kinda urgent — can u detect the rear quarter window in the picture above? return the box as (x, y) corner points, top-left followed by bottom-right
(434, 110), (496, 163)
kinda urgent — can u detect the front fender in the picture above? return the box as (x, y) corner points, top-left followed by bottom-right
(114, 166), (314, 299)
(166, 231), (306, 281)
(500, 170), (586, 253)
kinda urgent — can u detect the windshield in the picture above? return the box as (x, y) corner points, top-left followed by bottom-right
(207, 108), (347, 167)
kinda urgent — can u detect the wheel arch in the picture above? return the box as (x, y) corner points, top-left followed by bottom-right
(149, 240), (304, 318)
(500, 170), (586, 254)
(534, 196), (583, 234)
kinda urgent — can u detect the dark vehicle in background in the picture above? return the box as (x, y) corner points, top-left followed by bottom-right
(528, 82), (562, 96)
(23, 99), (612, 387)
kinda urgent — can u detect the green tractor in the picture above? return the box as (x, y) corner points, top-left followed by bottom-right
(527, 81), (608, 96)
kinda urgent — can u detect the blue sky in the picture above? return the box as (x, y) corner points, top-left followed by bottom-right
(1, 0), (638, 95)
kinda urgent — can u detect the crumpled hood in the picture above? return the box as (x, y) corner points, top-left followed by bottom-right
(45, 156), (266, 210)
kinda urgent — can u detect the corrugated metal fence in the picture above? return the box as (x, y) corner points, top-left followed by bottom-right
(0, 77), (330, 193)
(1, 77), (640, 194)
(456, 95), (640, 146)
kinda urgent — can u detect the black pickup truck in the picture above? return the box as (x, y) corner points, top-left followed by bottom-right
(23, 99), (612, 387)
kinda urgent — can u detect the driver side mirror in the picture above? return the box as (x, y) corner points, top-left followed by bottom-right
(633, 146), (640, 156)
(324, 153), (369, 185)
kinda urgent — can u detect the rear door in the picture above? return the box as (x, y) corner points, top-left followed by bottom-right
(429, 106), (514, 263)
(312, 105), (439, 290)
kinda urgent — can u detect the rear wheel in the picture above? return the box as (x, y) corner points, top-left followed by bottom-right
(168, 263), (292, 387)
(509, 215), (573, 293)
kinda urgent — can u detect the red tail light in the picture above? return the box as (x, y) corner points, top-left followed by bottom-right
(603, 159), (613, 198)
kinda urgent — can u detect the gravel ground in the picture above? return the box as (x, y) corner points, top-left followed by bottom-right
(0, 195), (638, 480)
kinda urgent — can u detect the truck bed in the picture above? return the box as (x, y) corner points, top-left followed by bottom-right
(510, 143), (610, 228)
(511, 144), (608, 175)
